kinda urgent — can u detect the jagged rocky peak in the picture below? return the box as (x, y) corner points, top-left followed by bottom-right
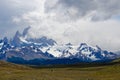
(77, 43), (88, 50)
(80, 43), (88, 47)
(96, 45), (102, 50)
(15, 30), (21, 37)
(0, 37), (8, 44)
(22, 26), (31, 37)
(28, 36), (57, 47)
(65, 43), (72, 46)
(14, 26), (31, 39)
(10, 26), (57, 47)
(11, 30), (22, 47)
(10, 26), (31, 47)
(39, 36), (57, 46)
(2, 37), (9, 46)
(77, 43), (102, 53)
(3, 37), (8, 42)
(78, 43), (101, 50)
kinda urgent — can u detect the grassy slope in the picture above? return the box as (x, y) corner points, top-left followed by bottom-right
(0, 60), (120, 80)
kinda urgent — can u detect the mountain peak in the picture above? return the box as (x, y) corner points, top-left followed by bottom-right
(37, 36), (57, 46)
(65, 43), (72, 46)
(15, 31), (21, 37)
(79, 43), (88, 49)
(22, 26), (31, 37)
(96, 45), (101, 50)
(11, 30), (22, 47)
(80, 43), (87, 46)
(3, 37), (8, 43)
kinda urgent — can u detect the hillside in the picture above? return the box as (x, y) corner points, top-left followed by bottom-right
(0, 59), (120, 80)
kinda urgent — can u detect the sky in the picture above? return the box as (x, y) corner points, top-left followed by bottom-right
(0, 0), (120, 51)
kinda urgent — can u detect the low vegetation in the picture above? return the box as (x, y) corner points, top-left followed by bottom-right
(0, 59), (120, 80)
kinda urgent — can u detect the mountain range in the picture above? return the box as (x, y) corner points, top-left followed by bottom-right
(0, 27), (119, 65)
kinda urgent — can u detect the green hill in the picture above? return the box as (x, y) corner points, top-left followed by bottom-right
(0, 61), (30, 69)
(0, 59), (120, 80)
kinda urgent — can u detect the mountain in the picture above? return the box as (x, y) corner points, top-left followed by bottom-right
(10, 30), (22, 47)
(11, 27), (57, 47)
(46, 43), (116, 62)
(0, 37), (11, 59)
(0, 27), (118, 65)
(22, 26), (31, 37)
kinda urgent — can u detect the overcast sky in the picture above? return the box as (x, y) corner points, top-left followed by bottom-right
(0, 0), (120, 51)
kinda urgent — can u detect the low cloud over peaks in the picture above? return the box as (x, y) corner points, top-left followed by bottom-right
(0, 0), (120, 51)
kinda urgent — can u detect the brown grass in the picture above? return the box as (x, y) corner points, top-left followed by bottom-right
(0, 60), (120, 80)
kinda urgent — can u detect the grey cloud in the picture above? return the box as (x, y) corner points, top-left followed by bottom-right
(0, 0), (120, 51)
(45, 0), (120, 21)
(0, 0), (37, 38)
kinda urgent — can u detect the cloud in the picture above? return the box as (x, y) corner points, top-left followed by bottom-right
(45, 0), (120, 21)
(0, 0), (120, 51)
(0, 0), (37, 38)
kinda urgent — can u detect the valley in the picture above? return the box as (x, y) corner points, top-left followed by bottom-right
(0, 59), (120, 80)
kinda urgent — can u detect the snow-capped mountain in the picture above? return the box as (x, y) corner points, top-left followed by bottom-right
(0, 27), (118, 65)
(0, 37), (11, 59)
(46, 43), (116, 62)
(11, 27), (57, 48)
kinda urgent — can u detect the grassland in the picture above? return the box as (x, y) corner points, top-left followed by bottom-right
(0, 60), (120, 80)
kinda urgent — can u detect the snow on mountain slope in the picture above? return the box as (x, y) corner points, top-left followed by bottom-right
(6, 46), (53, 60)
(0, 27), (118, 64)
(76, 43), (116, 61)
(47, 44), (78, 58)
(0, 41), (4, 50)
(0, 37), (10, 53)
(0, 37), (11, 60)
(45, 43), (116, 61)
